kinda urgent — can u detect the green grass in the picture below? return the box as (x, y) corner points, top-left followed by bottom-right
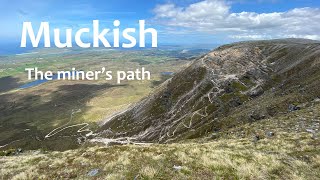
(2, 98), (319, 179)
(1, 116), (319, 179)
(0, 49), (195, 151)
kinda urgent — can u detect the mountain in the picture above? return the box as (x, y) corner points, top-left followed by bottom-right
(98, 39), (320, 143)
(2, 39), (320, 179)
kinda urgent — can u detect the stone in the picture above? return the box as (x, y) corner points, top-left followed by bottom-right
(173, 165), (182, 171)
(288, 104), (300, 112)
(87, 169), (99, 177)
(313, 98), (320, 103)
(249, 86), (264, 97)
(266, 131), (274, 137)
(306, 129), (315, 134)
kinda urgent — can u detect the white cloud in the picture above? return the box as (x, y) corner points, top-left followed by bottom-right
(229, 34), (272, 40)
(153, 0), (320, 40)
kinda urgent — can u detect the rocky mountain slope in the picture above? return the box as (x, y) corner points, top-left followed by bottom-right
(99, 39), (320, 143)
(2, 39), (320, 179)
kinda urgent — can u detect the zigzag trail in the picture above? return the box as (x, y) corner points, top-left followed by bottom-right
(44, 85), (96, 141)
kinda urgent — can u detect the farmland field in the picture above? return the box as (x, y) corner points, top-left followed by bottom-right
(0, 47), (209, 150)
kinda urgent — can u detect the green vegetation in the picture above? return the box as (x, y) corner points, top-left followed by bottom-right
(1, 102), (319, 179)
(150, 73), (173, 87)
(0, 48), (201, 151)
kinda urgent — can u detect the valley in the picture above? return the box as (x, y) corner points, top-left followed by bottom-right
(0, 47), (207, 151)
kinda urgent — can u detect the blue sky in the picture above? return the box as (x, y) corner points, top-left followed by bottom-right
(0, 0), (320, 47)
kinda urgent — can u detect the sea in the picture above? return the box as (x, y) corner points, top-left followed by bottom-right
(0, 41), (35, 56)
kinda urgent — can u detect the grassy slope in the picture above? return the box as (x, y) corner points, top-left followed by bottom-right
(1, 102), (319, 179)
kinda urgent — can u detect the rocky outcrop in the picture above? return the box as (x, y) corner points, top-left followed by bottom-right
(99, 39), (320, 143)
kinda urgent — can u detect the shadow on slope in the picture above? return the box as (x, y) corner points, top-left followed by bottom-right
(0, 76), (22, 93)
(0, 83), (126, 151)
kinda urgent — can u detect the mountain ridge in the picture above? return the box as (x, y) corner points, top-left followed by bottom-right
(98, 38), (320, 143)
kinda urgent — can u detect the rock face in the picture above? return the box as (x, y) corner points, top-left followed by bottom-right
(99, 39), (320, 143)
